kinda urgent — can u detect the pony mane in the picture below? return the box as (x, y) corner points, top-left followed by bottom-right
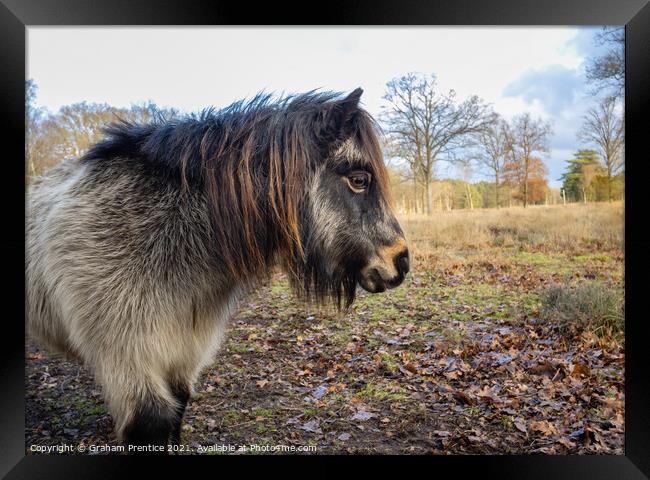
(81, 91), (390, 296)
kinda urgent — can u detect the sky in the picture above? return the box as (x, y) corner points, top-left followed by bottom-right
(27, 27), (614, 187)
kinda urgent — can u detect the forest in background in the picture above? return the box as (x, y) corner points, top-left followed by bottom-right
(25, 27), (624, 212)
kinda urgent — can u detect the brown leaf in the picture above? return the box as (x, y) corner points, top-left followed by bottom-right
(404, 362), (418, 374)
(557, 437), (574, 450)
(570, 362), (591, 378)
(444, 370), (462, 380)
(531, 420), (559, 436)
(453, 390), (475, 405)
(529, 360), (556, 378)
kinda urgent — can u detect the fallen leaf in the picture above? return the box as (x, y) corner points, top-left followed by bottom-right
(444, 370), (462, 380)
(531, 420), (559, 436)
(404, 362), (418, 374)
(529, 360), (556, 378)
(570, 362), (591, 378)
(351, 410), (375, 421)
(300, 419), (322, 434)
(453, 390), (475, 405)
(514, 420), (528, 434)
(312, 385), (328, 400)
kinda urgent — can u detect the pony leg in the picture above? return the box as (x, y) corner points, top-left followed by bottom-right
(122, 395), (176, 454)
(169, 382), (190, 446)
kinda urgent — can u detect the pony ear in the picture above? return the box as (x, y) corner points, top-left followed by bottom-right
(319, 88), (364, 145)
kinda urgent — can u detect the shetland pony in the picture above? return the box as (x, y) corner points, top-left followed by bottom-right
(26, 88), (409, 450)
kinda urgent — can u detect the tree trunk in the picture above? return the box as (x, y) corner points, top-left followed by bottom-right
(425, 180), (433, 215)
(523, 158), (529, 208)
(465, 183), (473, 210)
(27, 153), (35, 178)
(607, 171), (613, 202)
(413, 178), (419, 213)
(495, 173), (500, 209)
(421, 186), (425, 214)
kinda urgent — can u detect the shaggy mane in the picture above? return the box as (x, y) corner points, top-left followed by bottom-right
(81, 91), (390, 305)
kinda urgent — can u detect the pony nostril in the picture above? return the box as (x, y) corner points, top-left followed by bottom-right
(396, 250), (410, 275)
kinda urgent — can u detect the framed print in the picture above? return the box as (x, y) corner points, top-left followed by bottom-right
(1, 0), (649, 477)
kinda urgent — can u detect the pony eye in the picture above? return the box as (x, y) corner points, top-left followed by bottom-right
(346, 171), (371, 192)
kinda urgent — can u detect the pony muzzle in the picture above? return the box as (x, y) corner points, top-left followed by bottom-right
(358, 239), (409, 293)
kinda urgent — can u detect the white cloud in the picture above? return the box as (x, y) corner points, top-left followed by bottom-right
(27, 27), (585, 114)
(27, 26), (602, 187)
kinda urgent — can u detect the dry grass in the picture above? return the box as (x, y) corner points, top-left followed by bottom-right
(399, 202), (624, 258)
(26, 202), (626, 455)
(540, 282), (625, 339)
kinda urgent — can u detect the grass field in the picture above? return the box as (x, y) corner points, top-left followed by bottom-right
(25, 202), (625, 454)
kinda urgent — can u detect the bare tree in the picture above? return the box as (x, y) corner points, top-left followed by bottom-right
(586, 26), (625, 101)
(508, 113), (553, 207)
(126, 100), (180, 124)
(381, 73), (493, 214)
(452, 157), (475, 209)
(383, 135), (425, 213)
(25, 79), (46, 177)
(25, 82), (183, 179)
(54, 102), (131, 159)
(473, 115), (511, 208)
(579, 96), (624, 202)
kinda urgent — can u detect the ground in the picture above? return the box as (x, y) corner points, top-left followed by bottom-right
(26, 203), (625, 454)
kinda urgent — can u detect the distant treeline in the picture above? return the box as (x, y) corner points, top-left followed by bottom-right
(388, 170), (624, 213)
(26, 24), (624, 211)
(381, 27), (624, 212)
(25, 79), (624, 212)
(25, 80), (180, 179)
(381, 71), (623, 212)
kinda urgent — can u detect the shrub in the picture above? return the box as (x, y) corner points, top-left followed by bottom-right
(540, 282), (624, 339)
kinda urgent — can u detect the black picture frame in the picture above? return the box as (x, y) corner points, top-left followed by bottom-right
(1, 0), (648, 477)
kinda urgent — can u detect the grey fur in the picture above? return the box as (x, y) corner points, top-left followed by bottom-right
(26, 158), (242, 438)
(26, 92), (409, 445)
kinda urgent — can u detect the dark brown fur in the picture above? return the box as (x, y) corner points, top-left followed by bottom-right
(82, 91), (391, 285)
